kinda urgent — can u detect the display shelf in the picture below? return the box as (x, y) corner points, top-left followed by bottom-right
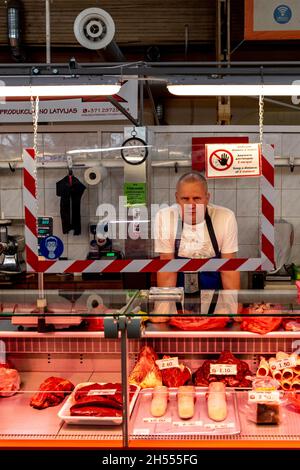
(143, 322), (300, 339)
(129, 391), (300, 448)
(0, 330), (107, 338)
(0, 371), (122, 445)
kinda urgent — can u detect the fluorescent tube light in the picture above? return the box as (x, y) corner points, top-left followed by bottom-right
(0, 84), (121, 97)
(167, 84), (300, 96)
(67, 145), (152, 155)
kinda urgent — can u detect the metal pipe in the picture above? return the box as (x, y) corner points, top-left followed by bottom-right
(184, 24), (189, 59)
(106, 95), (139, 126)
(145, 80), (160, 125)
(121, 321), (129, 447)
(138, 79), (144, 126)
(7, 0), (24, 62)
(45, 0), (51, 64)
(2, 157), (300, 169)
(227, 0), (231, 63)
(104, 41), (126, 62)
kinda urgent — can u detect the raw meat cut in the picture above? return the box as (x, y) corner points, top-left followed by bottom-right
(161, 356), (191, 387)
(193, 351), (252, 388)
(69, 382), (138, 417)
(282, 318), (300, 331)
(0, 367), (20, 397)
(30, 376), (74, 409)
(170, 311), (228, 331)
(74, 382), (122, 402)
(129, 346), (162, 388)
(240, 303), (282, 334)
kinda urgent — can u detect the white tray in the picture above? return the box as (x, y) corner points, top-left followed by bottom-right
(58, 382), (139, 426)
(130, 387), (241, 437)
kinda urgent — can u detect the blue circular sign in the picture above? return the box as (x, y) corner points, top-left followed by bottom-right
(40, 236), (64, 259)
(273, 5), (292, 24)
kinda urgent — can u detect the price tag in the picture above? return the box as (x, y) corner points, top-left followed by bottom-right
(156, 357), (179, 370)
(87, 389), (117, 396)
(270, 356), (297, 371)
(143, 417), (172, 424)
(133, 428), (150, 435)
(173, 420), (203, 427)
(210, 364), (237, 375)
(204, 422), (235, 430)
(248, 390), (280, 403)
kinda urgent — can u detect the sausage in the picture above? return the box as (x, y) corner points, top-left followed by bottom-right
(177, 385), (195, 419)
(150, 386), (168, 417)
(207, 382), (227, 422)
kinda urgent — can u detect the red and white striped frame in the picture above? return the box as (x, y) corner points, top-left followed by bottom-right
(23, 144), (275, 274)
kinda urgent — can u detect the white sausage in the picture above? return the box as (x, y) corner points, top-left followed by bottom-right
(177, 385), (195, 420)
(207, 382), (227, 422)
(150, 386), (168, 417)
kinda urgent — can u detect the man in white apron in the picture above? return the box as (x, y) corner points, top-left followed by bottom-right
(154, 172), (240, 293)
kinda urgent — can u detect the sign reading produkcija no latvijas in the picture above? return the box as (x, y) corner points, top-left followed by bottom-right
(0, 80), (137, 122)
(205, 143), (261, 179)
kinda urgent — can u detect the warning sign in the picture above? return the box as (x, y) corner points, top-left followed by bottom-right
(205, 143), (261, 179)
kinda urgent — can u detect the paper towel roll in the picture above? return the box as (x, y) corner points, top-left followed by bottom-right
(84, 166), (107, 185)
(86, 294), (104, 310)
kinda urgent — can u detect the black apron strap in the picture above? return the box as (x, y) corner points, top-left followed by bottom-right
(205, 210), (220, 257)
(174, 216), (182, 258)
(207, 290), (219, 315)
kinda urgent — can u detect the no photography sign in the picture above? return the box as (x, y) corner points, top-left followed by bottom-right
(205, 143), (261, 179)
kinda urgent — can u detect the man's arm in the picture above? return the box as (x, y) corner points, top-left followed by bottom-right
(220, 252), (240, 290)
(157, 253), (178, 287)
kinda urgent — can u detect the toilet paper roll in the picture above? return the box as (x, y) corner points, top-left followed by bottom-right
(86, 294), (104, 311)
(84, 166), (107, 185)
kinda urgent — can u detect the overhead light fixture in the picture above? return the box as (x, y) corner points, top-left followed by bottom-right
(68, 145), (152, 155)
(0, 85), (121, 97)
(167, 75), (300, 96)
(0, 75), (121, 97)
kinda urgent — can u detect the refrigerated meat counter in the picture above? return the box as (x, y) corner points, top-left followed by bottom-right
(1, 288), (300, 449)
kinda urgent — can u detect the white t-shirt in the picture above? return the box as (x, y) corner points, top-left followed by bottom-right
(154, 204), (238, 258)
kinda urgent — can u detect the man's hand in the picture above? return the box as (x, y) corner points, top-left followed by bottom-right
(220, 252), (240, 290)
(157, 253), (177, 287)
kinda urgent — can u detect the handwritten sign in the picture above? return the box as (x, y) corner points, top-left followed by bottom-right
(248, 390), (280, 403)
(270, 356), (297, 371)
(204, 422), (235, 430)
(210, 364), (237, 375)
(173, 420), (203, 427)
(143, 417), (172, 424)
(87, 389), (117, 396)
(156, 357), (179, 370)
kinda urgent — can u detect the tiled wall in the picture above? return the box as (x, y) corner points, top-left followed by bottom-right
(0, 131), (125, 259)
(1, 129), (300, 270)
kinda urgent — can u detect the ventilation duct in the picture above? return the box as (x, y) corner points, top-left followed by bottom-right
(73, 7), (125, 61)
(7, 0), (25, 62)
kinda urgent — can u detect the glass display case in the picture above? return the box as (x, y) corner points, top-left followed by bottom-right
(0, 289), (137, 448)
(1, 288), (300, 449)
(125, 288), (300, 448)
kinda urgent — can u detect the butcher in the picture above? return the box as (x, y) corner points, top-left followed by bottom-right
(154, 171), (240, 293)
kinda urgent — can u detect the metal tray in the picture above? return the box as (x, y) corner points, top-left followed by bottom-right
(58, 382), (139, 426)
(130, 387), (241, 437)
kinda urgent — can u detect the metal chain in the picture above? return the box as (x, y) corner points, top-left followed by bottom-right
(30, 95), (39, 159)
(259, 94), (264, 147)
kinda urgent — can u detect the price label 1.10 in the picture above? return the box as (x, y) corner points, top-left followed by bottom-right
(210, 364), (237, 375)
